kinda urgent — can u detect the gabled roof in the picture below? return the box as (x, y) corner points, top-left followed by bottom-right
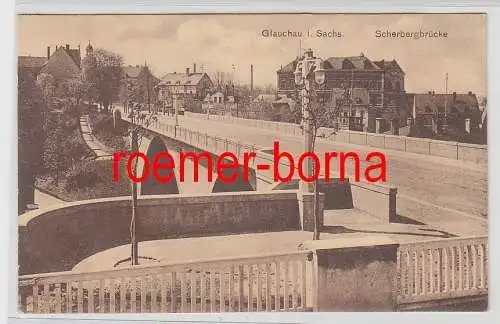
(408, 92), (480, 115)
(124, 65), (145, 78)
(158, 72), (207, 86)
(18, 56), (47, 69)
(278, 55), (403, 73)
(373, 59), (403, 72)
(39, 47), (81, 81)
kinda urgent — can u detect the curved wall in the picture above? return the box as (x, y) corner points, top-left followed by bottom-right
(19, 191), (300, 275)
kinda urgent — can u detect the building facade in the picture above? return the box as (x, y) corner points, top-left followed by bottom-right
(157, 65), (213, 113)
(407, 91), (482, 141)
(277, 52), (406, 132)
(120, 64), (159, 111)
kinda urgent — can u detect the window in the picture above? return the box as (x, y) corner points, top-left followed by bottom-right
(425, 105), (432, 113)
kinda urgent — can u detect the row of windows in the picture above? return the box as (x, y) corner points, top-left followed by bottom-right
(278, 77), (403, 91)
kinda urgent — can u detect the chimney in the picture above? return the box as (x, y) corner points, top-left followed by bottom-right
(193, 63), (196, 73)
(186, 67), (190, 75)
(432, 91), (435, 95)
(428, 91), (432, 94)
(66, 44), (70, 51)
(468, 91), (473, 96)
(250, 64), (254, 96)
(453, 91), (457, 100)
(47, 46), (51, 60)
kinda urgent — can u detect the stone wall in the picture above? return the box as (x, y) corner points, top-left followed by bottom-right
(19, 191), (300, 275)
(185, 112), (487, 165)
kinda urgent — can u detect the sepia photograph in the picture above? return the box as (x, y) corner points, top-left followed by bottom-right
(17, 13), (487, 313)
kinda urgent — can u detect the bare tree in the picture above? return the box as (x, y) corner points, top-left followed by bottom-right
(293, 81), (348, 240)
(126, 104), (158, 265)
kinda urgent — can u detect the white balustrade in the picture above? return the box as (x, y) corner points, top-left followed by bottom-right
(19, 251), (311, 314)
(397, 236), (488, 305)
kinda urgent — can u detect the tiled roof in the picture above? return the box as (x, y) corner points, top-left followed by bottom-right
(18, 56), (47, 69)
(158, 72), (206, 86)
(124, 65), (144, 78)
(39, 47), (81, 81)
(409, 93), (480, 115)
(278, 55), (403, 73)
(373, 59), (403, 71)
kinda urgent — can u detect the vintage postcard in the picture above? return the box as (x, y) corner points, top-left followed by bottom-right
(17, 13), (487, 313)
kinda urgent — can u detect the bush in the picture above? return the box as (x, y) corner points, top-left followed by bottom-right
(64, 161), (103, 191)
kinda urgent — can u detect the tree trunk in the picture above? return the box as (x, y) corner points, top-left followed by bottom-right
(130, 129), (139, 266)
(313, 177), (320, 240)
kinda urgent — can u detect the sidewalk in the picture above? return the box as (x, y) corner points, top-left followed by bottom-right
(79, 115), (113, 160)
(34, 189), (64, 209)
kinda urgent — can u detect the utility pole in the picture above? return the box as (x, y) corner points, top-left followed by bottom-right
(349, 69), (354, 131)
(130, 129), (139, 266)
(444, 72), (448, 130)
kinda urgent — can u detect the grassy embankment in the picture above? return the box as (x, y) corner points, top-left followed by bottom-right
(36, 104), (131, 201)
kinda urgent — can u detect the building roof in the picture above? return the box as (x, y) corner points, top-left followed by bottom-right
(124, 65), (145, 78)
(18, 56), (47, 69)
(408, 92), (480, 116)
(373, 59), (403, 72)
(278, 55), (403, 73)
(39, 47), (81, 81)
(253, 94), (278, 103)
(158, 72), (206, 86)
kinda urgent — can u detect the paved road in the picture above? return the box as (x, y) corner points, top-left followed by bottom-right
(153, 113), (487, 225)
(34, 189), (64, 209)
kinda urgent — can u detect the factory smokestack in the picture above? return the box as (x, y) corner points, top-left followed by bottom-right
(250, 64), (254, 97)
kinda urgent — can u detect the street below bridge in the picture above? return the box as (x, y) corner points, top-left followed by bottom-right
(121, 108), (487, 236)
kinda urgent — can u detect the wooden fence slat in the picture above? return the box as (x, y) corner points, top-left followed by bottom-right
(200, 271), (206, 312)
(246, 265), (252, 312)
(228, 266), (234, 311)
(119, 279), (126, 313)
(220, 268), (225, 312)
(283, 260), (289, 310)
(170, 273), (177, 313)
(209, 272), (215, 312)
(141, 276), (147, 312)
(109, 280), (115, 313)
(98, 279), (105, 313)
(88, 282), (94, 313)
(275, 261), (281, 311)
(256, 264), (262, 312)
(130, 277), (136, 313)
(191, 271), (196, 313)
(151, 275), (158, 313)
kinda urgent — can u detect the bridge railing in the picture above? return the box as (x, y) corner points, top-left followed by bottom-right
(397, 236), (488, 307)
(183, 112), (487, 165)
(19, 235), (488, 313)
(19, 251), (312, 314)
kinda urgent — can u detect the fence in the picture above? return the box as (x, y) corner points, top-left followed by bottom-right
(397, 236), (488, 307)
(184, 112), (487, 165)
(141, 117), (261, 160)
(19, 236), (488, 313)
(19, 251), (312, 313)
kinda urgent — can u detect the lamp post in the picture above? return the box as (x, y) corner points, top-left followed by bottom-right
(294, 48), (326, 194)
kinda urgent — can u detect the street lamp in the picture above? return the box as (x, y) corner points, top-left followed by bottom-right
(294, 48), (325, 194)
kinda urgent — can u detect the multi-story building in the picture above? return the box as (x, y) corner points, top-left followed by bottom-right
(157, 64), (213, 114)
(407, 91), (482, 140)
(120, 64), (159, 111)
(276, 51), (406, 133)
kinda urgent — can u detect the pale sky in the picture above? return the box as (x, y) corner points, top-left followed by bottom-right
(17, 14), (486, 95)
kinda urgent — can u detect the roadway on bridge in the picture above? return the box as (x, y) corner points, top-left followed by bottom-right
(152, 113), (487, 234)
